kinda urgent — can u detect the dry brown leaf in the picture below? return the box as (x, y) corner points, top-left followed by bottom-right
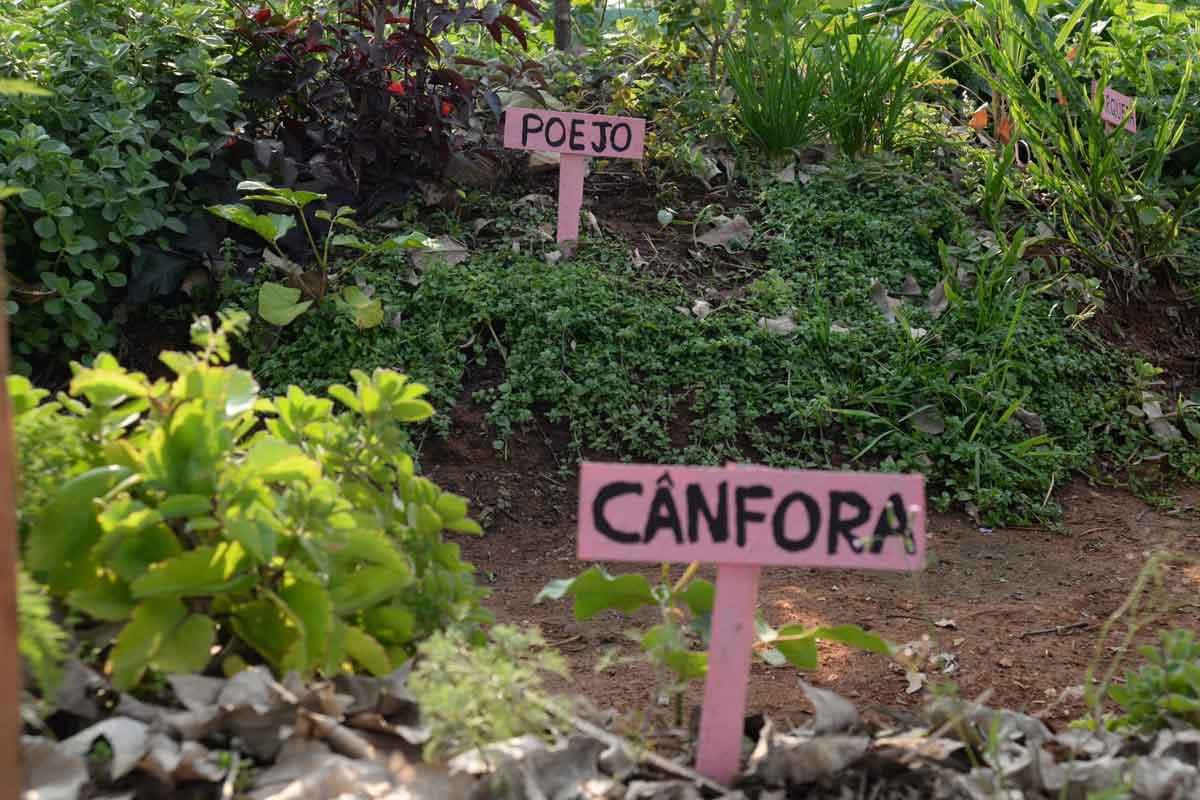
(748, 720), (869, 787)
(696, 215), (752, 249)
(60, 718), (149, 779)
(411, 236), (469, 270)
(22, 736), (89, 800)
(799, 682), (860, 735)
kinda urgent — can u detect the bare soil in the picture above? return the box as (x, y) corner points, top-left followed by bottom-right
(426, 399), (1200, 738)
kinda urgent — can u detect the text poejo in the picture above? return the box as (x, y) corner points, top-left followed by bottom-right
(502, 108), (646, 160)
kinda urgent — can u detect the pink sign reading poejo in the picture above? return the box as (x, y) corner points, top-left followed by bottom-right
(502, 108), (646, 248)
(503, 108), (646, 159)
(578, 463), (925, 570)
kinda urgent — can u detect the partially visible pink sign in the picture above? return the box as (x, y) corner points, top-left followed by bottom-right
(503, 108), (645, 160)
(1100, 86), (1136, 133)
(577, 463), (925, 571)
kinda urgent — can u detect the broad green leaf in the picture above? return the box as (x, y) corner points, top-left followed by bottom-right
(107, 598), (212, 689)
(28, 466), (131, 592)
(69, 365), (149, 402)
(108, 524), (182, 583)
(258, 282), (312, 327)
(393, 399), (434, 421)
(68, 573), (134, 621)
(434, 493), (468, 523)
(364, 606), (415, 645)
(158, 494), (211, 519)
(338, 285), (383, 329)
(678, 578), (715, 616)
(280, 580), (333, 672)
(772, 625), (819, 670)
(231, 599), (295, 669)
(811, 625), (894, 656)
(0, 79), (50, 95)
(206, 204), (295, 244)
(343, 624), (391, 676)
(332, 529), (409, 571)
(243, 438), (321, 483)
(226, 518), (277, 564)
(329, 565), (411, 614)
(641, 624), (707, 681)
(329, 234), (372, 251)
(131, 541), (254, 598)
(534, 566), (657, 620)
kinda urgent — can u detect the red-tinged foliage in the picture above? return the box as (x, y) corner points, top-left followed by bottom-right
(230, 0), (537, 208)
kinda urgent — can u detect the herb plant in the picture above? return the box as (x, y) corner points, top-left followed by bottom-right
(15, 312), (489, 690)
(409, 625), (567, 758)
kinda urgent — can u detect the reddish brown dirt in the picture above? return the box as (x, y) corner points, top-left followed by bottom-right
(425, 401), (1200, 740)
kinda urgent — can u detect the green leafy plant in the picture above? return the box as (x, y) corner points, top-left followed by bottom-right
(816, 6), (934, 159)
(536, 564), (891, 726)
(208, 181), (431, 327)
(724, 27), (825, 156)
(1105, 628), (1200, 732)
(409, 624), (567, 758)
(0, 0), (242, 372)
(15, 312), (488, 690)
(954, 0), (1200, 282)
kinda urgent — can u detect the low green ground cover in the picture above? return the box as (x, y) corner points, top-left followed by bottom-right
(238, 158), (1155, 525)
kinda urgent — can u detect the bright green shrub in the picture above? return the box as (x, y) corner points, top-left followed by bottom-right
(18, 569), (66, 700)
(13, 312), (489, 690)
(0, 0), (241, 372)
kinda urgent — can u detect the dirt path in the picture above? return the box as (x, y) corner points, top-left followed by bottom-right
(424, 404), (1200, 738)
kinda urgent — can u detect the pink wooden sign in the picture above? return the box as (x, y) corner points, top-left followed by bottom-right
(502, 108), (645, 249)
(578, 463), (925, 569)
(575, 462), (925, 785)
(503, 108), (646, 159)
(1097, 84), (1136, 133)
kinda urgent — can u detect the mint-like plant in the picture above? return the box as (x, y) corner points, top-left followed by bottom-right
(15, 312), (488, 690)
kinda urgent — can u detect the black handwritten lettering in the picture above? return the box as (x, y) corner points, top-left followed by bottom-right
(828, 491), (868, 554)
(520, 113), (543, 146)
(686, 482), (728, 543)
(772, 491), (820, 552)
(591, 121), (612, 153)
(568, 118), (586, 152)
(870, 493), (915, 555)
(644, 477), (683, 545)
(611, 122), (631, 152)
(593, 481), (642, 544)
(735, 485), (772, 548)
(545, 117), (566, 147)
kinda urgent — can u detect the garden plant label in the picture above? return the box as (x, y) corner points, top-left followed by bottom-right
(503, 108), (645, 247)
(577, 462), (925, 785)
(1097, 84), (1137, 133)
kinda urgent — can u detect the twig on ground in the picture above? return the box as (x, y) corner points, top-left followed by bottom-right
(1078, 527), (1107, 537)
(528, 694), (730, 795)
(1020, 622), (1089, 638)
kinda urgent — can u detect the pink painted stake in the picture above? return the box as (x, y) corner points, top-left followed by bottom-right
(695, 562), (761, 785)
(557, 154), (587, 246)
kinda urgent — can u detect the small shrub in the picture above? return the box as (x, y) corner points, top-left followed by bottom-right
(408, 624), (567, 758)
(14, 312), (489, 690)
(1106, 629), (1200, 732)
(0, 0), (242, 371)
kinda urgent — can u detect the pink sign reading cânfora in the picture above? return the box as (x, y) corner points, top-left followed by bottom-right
(503, 108), (645, 249)
(576, 462), (925, 786)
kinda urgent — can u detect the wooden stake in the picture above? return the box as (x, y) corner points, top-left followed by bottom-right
(0, 204), (24, 794)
